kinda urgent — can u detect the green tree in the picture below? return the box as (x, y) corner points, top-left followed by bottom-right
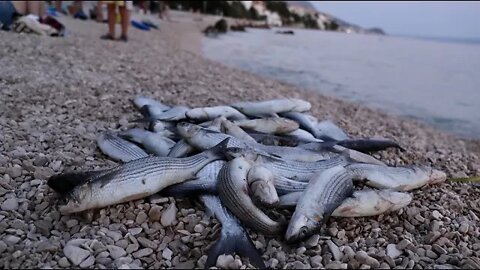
(303, 14), (319, 29)
(249, 6), (259, 20)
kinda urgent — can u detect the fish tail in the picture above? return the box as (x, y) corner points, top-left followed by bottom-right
(47, 171), (100, 195)
(205, 229), (265, 269)
(205, 138), (230, 159)
(338, 139), (404, 153)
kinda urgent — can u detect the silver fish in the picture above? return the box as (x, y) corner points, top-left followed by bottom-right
(278, 189), (412, 218)
(119, 128), (176, 156)
(96, 132), (149, 162)
(315, 120), (349, 141)
(233, 117), (300, 134)
(56, 139), (229, 214)
(221, 118), (257, 143)
(346, 163), (447, 191)
(167, 139), (195, 158)
(150, 106), (190, 121)
(285, 165), (353, 242)
(299, 143), (386, 166)
(283, 129), (322, 143)
(217, 157), (285, 235)
(273, 175), (308, 195)
(133, 96), (171, 111)
(279, 111), (320, 138)
(186, 106), (247, 121)
(231, 98), (311, 117)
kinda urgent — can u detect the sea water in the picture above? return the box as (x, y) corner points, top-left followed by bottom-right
(203, 28), (480, 138)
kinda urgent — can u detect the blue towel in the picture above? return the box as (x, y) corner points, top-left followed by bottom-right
(131, 20), (150, 31)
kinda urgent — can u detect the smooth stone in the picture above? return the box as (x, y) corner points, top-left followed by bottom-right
(148, 206), (162, 222)
(63, 245), (91, 266)
(1, 197), (19, 211)
(79, 255), (95, 268)
(161, 203), (177, 227)
(327, 240), (343, 261)
(216, 254), (235, 269)
(162, 248), (173, 260)
(132, 248), (153, 258)
(107, 245), (126, 259)
(387, 244), (402, 259)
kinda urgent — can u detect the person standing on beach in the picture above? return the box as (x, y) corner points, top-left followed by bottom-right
(100, 1), (132, 42)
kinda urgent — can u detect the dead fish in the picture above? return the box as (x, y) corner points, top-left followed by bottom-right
(167, 139), (196, 158)
(279, 111), (320, 137)
(231, 98), (311, 117)
(221, 118), (257, 143)
(285, 165), (353, 242)
(148, 105), (190, 122)
(186, 106), (247, 121)
(298, 143), (386, 166)
(278, 189), (412, 218)
(346, 163), (447, 191)
(217, 157), (285, 235)
(177, 123), (334, 162)
(49, 139), (230, 214)
(233, 117), (300, 134)
(315, 120), (349, 141)
(119, 128), (176, 156)
(133, 96), (171, 111)
(283, 129), (322, 143)
(96, 132), (149, 162)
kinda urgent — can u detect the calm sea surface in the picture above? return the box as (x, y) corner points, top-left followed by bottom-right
(202, 28), (480, 138)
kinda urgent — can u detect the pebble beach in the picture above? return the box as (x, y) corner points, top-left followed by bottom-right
(1, 11), (480, 269)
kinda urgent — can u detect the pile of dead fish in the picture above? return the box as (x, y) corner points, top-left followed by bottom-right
(47, 97), (447, 268)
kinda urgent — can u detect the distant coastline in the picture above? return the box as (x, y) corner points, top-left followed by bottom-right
(397, 35), (480, 45)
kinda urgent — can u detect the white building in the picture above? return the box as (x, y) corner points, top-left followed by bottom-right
(265, 10), (282, 27)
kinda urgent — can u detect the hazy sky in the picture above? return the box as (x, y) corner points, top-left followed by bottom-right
(310, 1), (480, 39)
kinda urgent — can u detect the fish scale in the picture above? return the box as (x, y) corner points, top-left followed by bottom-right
(260, 154), (351, 181)
(97, 133), (149, 162)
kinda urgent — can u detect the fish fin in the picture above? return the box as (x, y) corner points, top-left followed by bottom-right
(205, 229), (265, 269)
(47, 170), (102, 195)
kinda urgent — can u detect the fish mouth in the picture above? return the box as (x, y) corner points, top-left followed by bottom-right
(380, 190), (413, 211)
(428, 169), (447, 185)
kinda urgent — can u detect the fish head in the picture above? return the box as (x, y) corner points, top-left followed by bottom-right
(176, 122), (202, 139)
(249, 180), (279, 207)
(150, 119), (167, 132)
(58, 184), (91, 214)
(378, 190), (413, 211)
(285, 211), (322, 243)
(428, 168), (447, 185)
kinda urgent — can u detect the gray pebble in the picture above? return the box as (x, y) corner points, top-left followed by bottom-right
(216, 254), (235, 269)
(6, 165), (22, 178)
(137, 237), (157, 249)
(310, 255), (323, 268)
(148, 206), (162, 222)
(79, 255), (95, 268)
(355, 251), (380, 268)
(387, 244), (402, 259)
(1, 197), (19, 211)
(132, 248), (153, 258)
(107, 245), (126, 259)
(58, 257), (71, 268)
(305, 234), (320, 248)
(135, 212), (148, 224)
(63, 245), (91, 266)
(327, 240), (343, 261)
(161, 203), (177, 227)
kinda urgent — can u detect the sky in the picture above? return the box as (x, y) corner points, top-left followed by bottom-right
(310, 1), (480, 40)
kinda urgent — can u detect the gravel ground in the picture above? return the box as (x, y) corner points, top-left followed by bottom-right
(1, 13), (480, 269)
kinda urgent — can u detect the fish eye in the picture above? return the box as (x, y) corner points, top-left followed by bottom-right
(300, 226), (309, 237)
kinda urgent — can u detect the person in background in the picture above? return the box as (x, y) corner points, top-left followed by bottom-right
(158, 1), (170, 21)
(10, 1), (45, 17)
(100, 1), (132, 42)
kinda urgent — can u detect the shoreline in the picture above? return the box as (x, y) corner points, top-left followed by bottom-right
(0, 11), (479, 269)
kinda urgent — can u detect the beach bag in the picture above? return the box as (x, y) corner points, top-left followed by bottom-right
(40, 16), (66, 36)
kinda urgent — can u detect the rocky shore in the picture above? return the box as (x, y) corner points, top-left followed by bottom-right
(0, 12), (479, 269)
